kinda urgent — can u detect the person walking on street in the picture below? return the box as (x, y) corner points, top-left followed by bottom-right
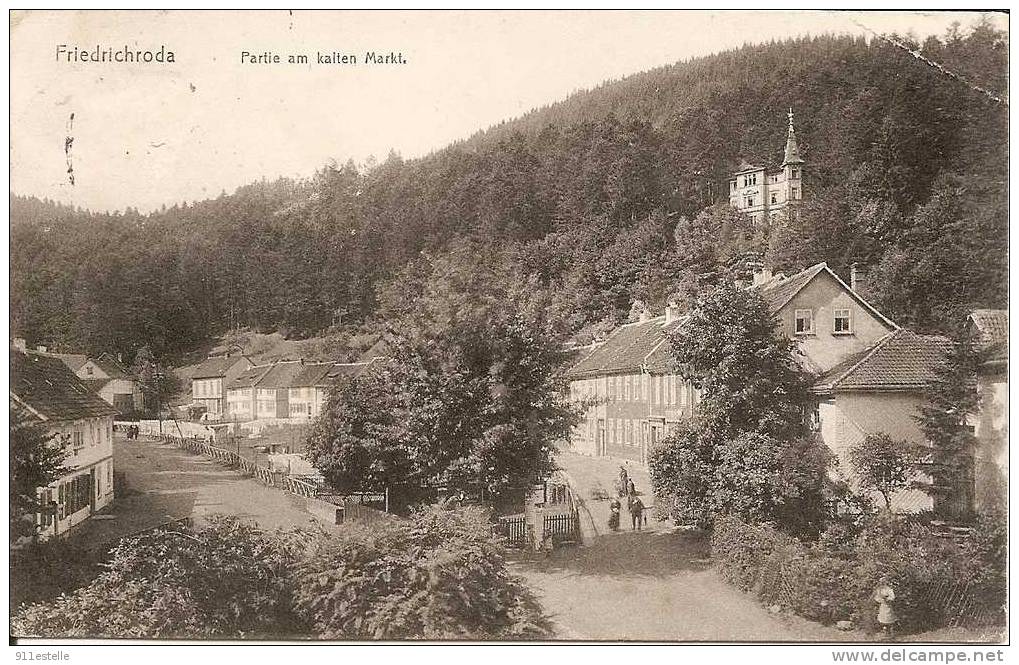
(618, 466), (629, 498)
(629, 495), (644, 531)
(627, 478), (636, 497)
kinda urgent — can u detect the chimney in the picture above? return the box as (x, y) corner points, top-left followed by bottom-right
(13, 338), (26, 351)
(665, 302), (684, 325)
(850, 263), (868, 296)
(36, 345), (48, 353)
(751, 265), (773, 287)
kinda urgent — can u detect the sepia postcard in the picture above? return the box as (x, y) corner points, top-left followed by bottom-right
(7, 8), (1010, 656)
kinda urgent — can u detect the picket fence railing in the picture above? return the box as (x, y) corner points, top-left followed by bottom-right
(159, 434), (318, 498)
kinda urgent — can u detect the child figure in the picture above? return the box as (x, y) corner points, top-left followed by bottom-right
(608, 497), (621, 531)
(873, 578), (898, 638)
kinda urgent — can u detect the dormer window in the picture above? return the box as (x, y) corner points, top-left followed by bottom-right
(795, 309), (814, 335)
(86, 366), (93, 376)
(834, 308), (852, 334)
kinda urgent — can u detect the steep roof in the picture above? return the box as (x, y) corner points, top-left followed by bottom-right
(567, 262), (899, 381)
(10, 349), (119, 422)
(226, 363), (274, 389)
(968, 309), (1008, 364)
(814, 329), (952, 393)
(567, 316), (685, 378)
(359, 337), (391, 363)
(49, 353), (88, 373)
(732, 160), (763, 175)
(251, 361), (306, 389)
(82, 377), (115, 392)
(290, 361), (367, 388)
(91, 353), (134, 380)
(758, 262), (898, 330)
(192, 354), (250, 379)
(757, 263), (827, 312)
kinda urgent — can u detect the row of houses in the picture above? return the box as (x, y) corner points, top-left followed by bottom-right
(564, 262), (1008, 516)
(189, 353), (371, 422)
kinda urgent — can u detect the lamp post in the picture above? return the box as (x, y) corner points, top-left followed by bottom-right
(154, 368), (165, 436)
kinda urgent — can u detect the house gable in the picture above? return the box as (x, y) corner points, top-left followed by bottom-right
(78, 359), (111, 381)
(774, 268), (897, 373)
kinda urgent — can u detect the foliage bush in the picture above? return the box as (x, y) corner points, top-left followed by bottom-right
(11, 517), (315, 639)
(291, 506), (551, 639)
(710, 513), (1006, 634)
(10, 538), (106, 609)
(13, 508), (553, 640)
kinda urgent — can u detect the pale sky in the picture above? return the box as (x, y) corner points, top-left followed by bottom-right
(10, 10), (1007, 213)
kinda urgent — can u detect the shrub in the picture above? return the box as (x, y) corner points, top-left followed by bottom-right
(711, 513), (1006, 633)
(12, 517), (315, 639)
(10, 538), (106, 609)
(710, 515), (797, 594)
(291, 505), (552, 639)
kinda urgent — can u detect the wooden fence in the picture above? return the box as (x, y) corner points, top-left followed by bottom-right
(543, 512), (581, 545)
(498, 514), (528, 547)
(160, 434), (318, 498)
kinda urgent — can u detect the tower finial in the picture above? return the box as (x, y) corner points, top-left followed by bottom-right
(782, 107), (804, 166)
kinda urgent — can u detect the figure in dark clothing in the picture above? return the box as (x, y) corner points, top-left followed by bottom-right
(618, 466), (629, 498)
(627, 479), (636, 497)
(608, 497), (621, 531)
(629, 496), (645, 531)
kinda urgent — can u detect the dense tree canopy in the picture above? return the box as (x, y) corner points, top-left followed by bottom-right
(304, 246), (581, 509)
(10, 25), (1007, 367)
(649, 284), (830, 536)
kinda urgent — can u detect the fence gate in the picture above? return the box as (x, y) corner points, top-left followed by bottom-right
(499, 514), (528, 547)
(543, 512), (580, 545)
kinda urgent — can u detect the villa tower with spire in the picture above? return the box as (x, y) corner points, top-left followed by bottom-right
(728, 109), (805, 225)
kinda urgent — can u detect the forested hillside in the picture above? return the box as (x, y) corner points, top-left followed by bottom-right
(11, 23), (1008, 364)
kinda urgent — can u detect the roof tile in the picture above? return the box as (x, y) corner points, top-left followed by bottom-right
(192, 355), (250, 379)
(11, 349), (119, 421)
(815, 330), (952, 392)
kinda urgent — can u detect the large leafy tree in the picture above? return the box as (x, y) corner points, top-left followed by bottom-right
(10, 404), (66, 544)
(648, 284), (829, 535)
(668, 283), (812, 442)
(305, 245), (581, 509)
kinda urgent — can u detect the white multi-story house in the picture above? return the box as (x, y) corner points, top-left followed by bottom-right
(190, 354), (254, 421)
(11, 342), (119, 540)
(729, 109), (805, 226)
(288, 362), (369, 419)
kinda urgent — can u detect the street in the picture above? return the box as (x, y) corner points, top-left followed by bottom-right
(68, 434), (331, 546)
